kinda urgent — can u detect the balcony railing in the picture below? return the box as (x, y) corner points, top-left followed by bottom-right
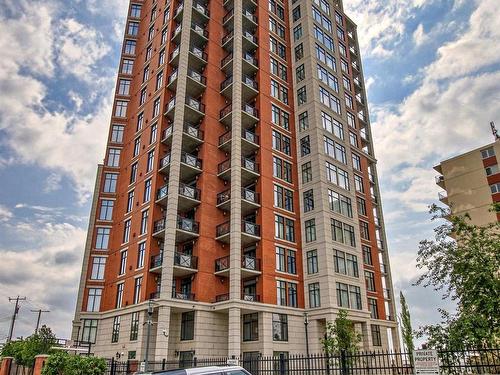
(153, 218), (166, 234)
(193, 1), (209, 17)
(242, 157), (259, 173)
(168, 69), (178, 85)
(222, 30), (234, 45)
(172, 24), (182, 38)
(223, 8), (234, 24)
(216, 221), (230, 237)
(242, 188), (259, 204)
(221, 52), (233, 67)
(217, 189), (231, 205)
(187, 69), (207, 85)
(220, 103), (232, 119)
(377, 239), (384, 250)
(174, 252), (198, 269)
(243, 52), (258, 66)
(156, 184), (169, 200)
(166, 97), (176, 113)
(218, 159), (231, 174)
(219, 130), (231, 146)
(215, 293), (229, 302)
(172, 291), (196, 301)
(215, 256), (229, 272)
(190, 46), (208, 62)
(177, 216), (199, 233)
(160, 153), (171, 168)
(242, 75), (258, 90)
(435, 175), (445, 184)
(242, 221), (260, 237)
(221, 76), (233, 91)
(380, 263), (388, 274)
(181, 151), (202, 169)
(242, 255), (260, 271)
(242, 129), (258, 144)
(150, 291), (161, 299)
(241, 293), (260, 302)
(174, 3), (184, 17)
(191, 23), (209, 39)
(243, 31), (258, 44)
(183, 122), (204, 141)
(185, 97), (205, 113)
(242, 103), (258, 118)
(170, 45), (180, 61)
(162, 126), (173, 141)
(383, 288), (391, 300)
(179, 183), (201, 201)
(242, 10), (258, 23)
(150, 254), (163, 269)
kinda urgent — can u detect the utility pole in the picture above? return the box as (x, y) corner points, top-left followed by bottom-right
(7, 296), (26, 343)
(143, 300), (155, 372)
(30, 309), (50, 334)
(491, 121), (499, 141)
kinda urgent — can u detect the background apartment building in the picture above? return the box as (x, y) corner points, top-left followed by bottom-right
(435, 139), (500, 225)
(72, 0), (398, 362)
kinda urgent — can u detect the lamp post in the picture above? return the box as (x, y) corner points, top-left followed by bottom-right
(304, 312), (310, 357)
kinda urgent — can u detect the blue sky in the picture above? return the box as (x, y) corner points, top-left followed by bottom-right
(0, 0), (499, 344)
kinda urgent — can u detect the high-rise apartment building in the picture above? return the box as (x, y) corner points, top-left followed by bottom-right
(72, 0), (398, 361)
(435, 140), (500, 226)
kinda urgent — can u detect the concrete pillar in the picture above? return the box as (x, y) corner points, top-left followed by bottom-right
(154, 305), (172, 359)
(0, 357), (13, 375)
(33, 355), (49, 375)
(228, 307), (241, 357)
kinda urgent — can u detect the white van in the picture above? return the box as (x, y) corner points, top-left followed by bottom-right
(143, 366), (251, 375)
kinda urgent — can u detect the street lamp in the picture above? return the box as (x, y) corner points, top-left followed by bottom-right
(304, 312), (310, 357)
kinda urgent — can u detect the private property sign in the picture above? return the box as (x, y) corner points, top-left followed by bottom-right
(413, 349), (440, 374)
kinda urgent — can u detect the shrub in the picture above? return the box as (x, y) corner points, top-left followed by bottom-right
(42, 352), (107, 375)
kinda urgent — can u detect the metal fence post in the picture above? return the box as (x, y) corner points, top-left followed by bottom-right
(325, 352), (331, 375)
(162, 358), (166, 370)
(279, 353), (286, 375)
(340, 350), (348, 375)
(110, 358), (115, 375)
(193, 357), (198, 367)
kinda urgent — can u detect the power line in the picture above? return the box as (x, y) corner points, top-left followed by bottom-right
(7, 296), (26, 342)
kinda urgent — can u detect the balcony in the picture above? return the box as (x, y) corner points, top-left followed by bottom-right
(180, 151), (202, 180)
(187, 69), (207, 96)
(161, 125), (173, 145)
(167, 69), (178, 90)
(377, 239), (384, 250)
(169, 45), (180, 66)
(173, 252), (198, 277)
(242, 10), (258, 28)
(150, 291), (161, 300)
(165, 97), (176, 119)
(360, 130), (370, 145)
(182, 122), (204, 149)
(349, 46), (358, 57)
(184, 97), (205, 123)
(176, 216), (199, 242)
(178, 183), (201, 211)
(438, 191), (449, 205)
(383, 288), (391, 300)
(435, 175), (445, 188)
(242, 52), (258, 75)
(222, 30), (234, 51)
(219, 103), (233, 126)
(222, 8), (234, 29)
(171, 290), (196, 301)
(171, 24), (182, 44)
(189, 46), (208, 70)
(218, 129), (259, 153)
(158, 153), (171, 175)
(241, 103), (259, 128)
(214, 255), (261, 278)
(152, 218), (167, 238)
(217, 159), (231, 181)
(173, 3), (184, 21)
(221, 52), (233, 73)
(352, 61), (360, 73)
(242, 31), (258, 51)
(216, 187), (260, 214)
(220, 76), (233, 98)
(215, 221), (230, 243)
(353, 77), (362, 90)
(380, 263), (388, 274)
(242, 221), (260, 245)
(156, 184), (169, 207)
(241, 293), (260, 302)
(356, 93), (366, 107)
(241, 157), (260, 184)
(242, 75), (259, 100)
(215, 293), (229, 302)
(191, 23), (209, 45)
(192, 1), (210, 23)
(150, 254), (163, 273)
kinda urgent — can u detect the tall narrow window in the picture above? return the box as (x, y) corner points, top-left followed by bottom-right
(133, 277), (142, 304)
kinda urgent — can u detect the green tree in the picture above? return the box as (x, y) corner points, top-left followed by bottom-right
(322, 309), (361, 355)
(399, 292), (414, 361)
(42, 352), (107, 375)
(1, 325), (57, 366)
(415, 205), (500, 349)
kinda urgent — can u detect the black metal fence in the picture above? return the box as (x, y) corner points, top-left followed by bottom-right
(106, 348), (500, 375)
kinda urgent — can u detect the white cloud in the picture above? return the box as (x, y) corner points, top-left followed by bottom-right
(413, 23), (429, 46)
(0, 205), (13, 223)
(44, 173), (63, 193)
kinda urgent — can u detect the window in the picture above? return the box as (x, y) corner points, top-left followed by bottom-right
(124, 40), (136, 55)
(274, 185), (294, 211)
(292, 6), (301, 21)
(91, 257), (106, 280)
(331, 219), (355, 246)
(119, 250), (127, 275)
(277, 280), (286, 306)
(357, 197), (367, 216)
(341, 59), (349, 73)
(365, 271), (376, 291)
(297, 86), (307, 105)
(99, 200), (114, 221)
(133, 277), (142, 304)
(363, 245), (373, 265)
(276, 281), (297, 307)
(150, 123), (158, 144)
(269, 17), (286, 39)
(150, 5), (157, 22)
(95, 228), (110, 249)
(300, 136), (310, 156)
(86, 288), (102, 312)
(371, 325), (382, 346)
(118, 79), (131, 95)
(107, 148), (121, 167)
(159, 48), (165, 66)
(140, 209), (149, 234)
(302, 162), (312, 183)
(324, 136), (347, 164)
(181, 311), (195, 340)
(345, 93), (353, 109)
(111, 316), (120, 343)
(130, 163), (138, 184)
(313, 25), (334, 51)
(270, 80), (288, 104)
(272, 314), (288, 341)
(328, 189), (353, 217)
(491, 183), (500, 193)
(146, 150), (155, 172)
(326, 161), (350, 190)
(354, 175), (364, 193)
(316, 44), (336, 71)
(111, 125), (124, 143)
(296, 64), (305, 81)
(275, 215), (295, 242)
(303, 189), (314, 212)
(121, 59), (134, 74)
(334, 250), (359, 277)
(336, 282), (361, 309)
(293, 24), (303, 41)
(137, 242), (146, 268)
(339, 43), (347, 57)
(298, 111), (309, 131)
(243, 313), (259, 341)
(486, 164), (499, 176)
(148, 25), (155, 41)
(146, 46), (152, 62)
(343, 76), (351, 91)
(481, 147), (495, 158)
(294, 43), (303, 61)
(123, 219), (131, 243)
(319, 87), (341, 114)
(307, 250), (318, 274)
(133, 137), (141, 157)
(270, 36), (287, 59)
(317, 64), (339, 92)
(305, 219), (316, 242)
(352, 153), (361, 171)
(137, 112), (144, 131)
(368, 298), (379, 319)
(130, 312), (139, 340)
(347, 112), (356, 128)
(144, 179), (152, 203)
(275, 247), (296, 274)
(152, 97), (161, 118)
(82, 319), (98, 344)
(115, 100), (128, 117)
(273, 156), (292, 183)
(272, 130), (291, 155)
(312, 6), (332, 32)
(156, 71), (163, 91)
(309, 283), (321, 307)
(321, 111), (344, 140)
(360, 221), (370, 240)
(163, 7), (170, 24)
(161, 28), (168, 44)
(313, 0), (330, 14)
(142, 66), (150, 82)
(335, 11), (343, 24)
(130, 4), (141, 18)
(271, 104), (290, 130)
